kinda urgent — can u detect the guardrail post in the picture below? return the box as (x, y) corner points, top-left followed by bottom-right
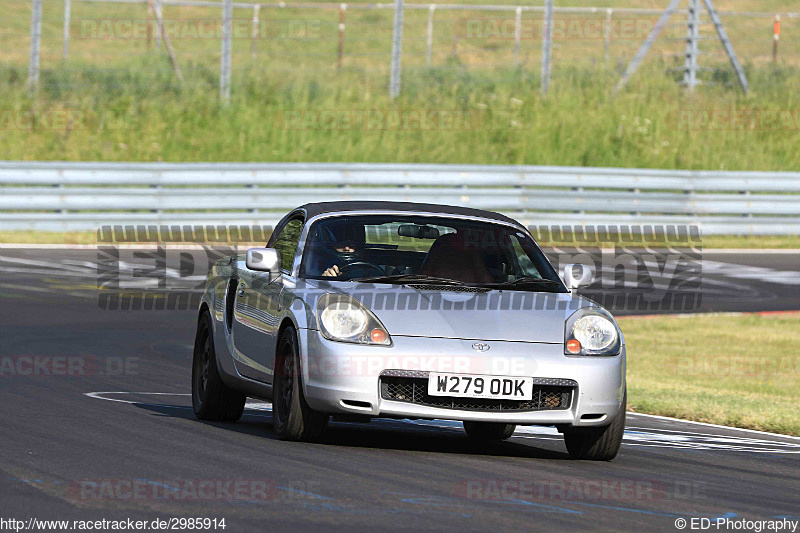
(220, 0), (233, 103)
(28, 0), (42, 96)
(249, 184), (259, 214)
(389, 0), (404, 99)
(741, 190), (752, 218)
(152, 184), (162, 216)
(573, 187), (584, 215)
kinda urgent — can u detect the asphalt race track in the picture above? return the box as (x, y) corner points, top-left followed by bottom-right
(1, 248), (798, 531)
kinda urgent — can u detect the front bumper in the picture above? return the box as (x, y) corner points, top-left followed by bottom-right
(299, 329), (626, 427)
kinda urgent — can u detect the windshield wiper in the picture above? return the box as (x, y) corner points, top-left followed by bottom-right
(349, 274), (466, 285)
(484, 277), (563, 289)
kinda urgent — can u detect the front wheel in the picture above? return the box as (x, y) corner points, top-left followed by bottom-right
(272, 328), (328, 441)
(192, 312), (246, 422)
(563, 392), (626, 461)
(463, 421), (516, 441)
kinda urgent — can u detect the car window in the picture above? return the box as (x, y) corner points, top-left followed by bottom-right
(364, 222), (455, 252)
(509, 234), (543, 278)
(300, 215), (563, 291)
(274, 218), (303, 273)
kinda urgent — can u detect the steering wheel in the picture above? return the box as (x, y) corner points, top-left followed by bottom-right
(339, 261), (385, 277)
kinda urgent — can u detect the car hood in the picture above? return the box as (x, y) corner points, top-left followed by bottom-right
(308, 282), (600, 344)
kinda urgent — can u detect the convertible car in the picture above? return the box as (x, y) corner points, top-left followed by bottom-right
(192, 201), (626, 460)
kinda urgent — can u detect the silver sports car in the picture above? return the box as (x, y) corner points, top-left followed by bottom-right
(192, 202), (626, 460)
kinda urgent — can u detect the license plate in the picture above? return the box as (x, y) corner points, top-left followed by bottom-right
(427, 373), (533, 400)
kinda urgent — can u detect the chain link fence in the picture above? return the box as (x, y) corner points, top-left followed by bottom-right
(4, 0), (799, 102)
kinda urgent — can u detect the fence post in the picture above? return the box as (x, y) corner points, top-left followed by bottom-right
(683, 0), (701, 92)
(221, 0), (233, 103)
(604, 8), (612, 64)
(541, 0), (553, 95)
(389, 0), (404, 99)
(426, 4), (435, 66)
(338, 3), (346, 69)
(147, 0), (153, 48)
(63, 0), (71, 61)
(513, 6), (522, 67)
(154, 0), (161, 48)
(251, 4), (260, 60)
(152, 0), (183, 81)
(614, 0), (680, 93)
(773, 15), (780, 63)
(28, 0), (42, 96)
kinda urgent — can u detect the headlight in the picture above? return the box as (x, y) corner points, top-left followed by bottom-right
(320, 303), (367, 338)
(565, 308), (620, 356)
(316, 293), (392, 345)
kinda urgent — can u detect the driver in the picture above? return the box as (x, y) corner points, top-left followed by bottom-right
(321, 242), (360, 277)
(306, 220), (367, 278)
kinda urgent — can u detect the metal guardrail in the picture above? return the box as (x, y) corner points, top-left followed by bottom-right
(1, 161), (799, 234)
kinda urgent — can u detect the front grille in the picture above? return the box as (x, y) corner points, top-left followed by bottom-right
(380, 375), (574, 412)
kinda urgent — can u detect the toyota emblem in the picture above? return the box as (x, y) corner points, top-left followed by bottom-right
(472, 343), (490, 352)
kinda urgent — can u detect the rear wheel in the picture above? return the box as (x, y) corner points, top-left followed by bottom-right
(463, 421), (516, 441)
(192, 312), (246, 422)
(272, 328), (328, 441)
(563, 392), (626, 461)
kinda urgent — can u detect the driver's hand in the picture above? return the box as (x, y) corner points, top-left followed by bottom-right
(322, 265), (340, 277)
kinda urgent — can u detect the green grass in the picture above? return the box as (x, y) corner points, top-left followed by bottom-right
(2, 63), (800, 169)
(1, 0), (799, 167)
(620, 313), (800, 436)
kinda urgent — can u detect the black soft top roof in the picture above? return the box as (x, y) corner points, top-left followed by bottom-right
(295, 201), (523, 227)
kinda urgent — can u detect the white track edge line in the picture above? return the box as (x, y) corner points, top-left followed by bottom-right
(626, 412), (800, 441)
(84, 392), (799, 442)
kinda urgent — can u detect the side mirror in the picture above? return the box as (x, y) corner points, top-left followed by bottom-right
(563, 263), (595, 292)
(246, 248), (281, 280)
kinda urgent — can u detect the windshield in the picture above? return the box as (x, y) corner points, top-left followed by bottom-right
(300, 214), (565, 292)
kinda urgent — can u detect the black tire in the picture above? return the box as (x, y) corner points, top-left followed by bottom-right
(192, 312), (246, 422)
(463, 421), (516, 441)
(272, 328), (329, 441)
(563, 392), (626, 461)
